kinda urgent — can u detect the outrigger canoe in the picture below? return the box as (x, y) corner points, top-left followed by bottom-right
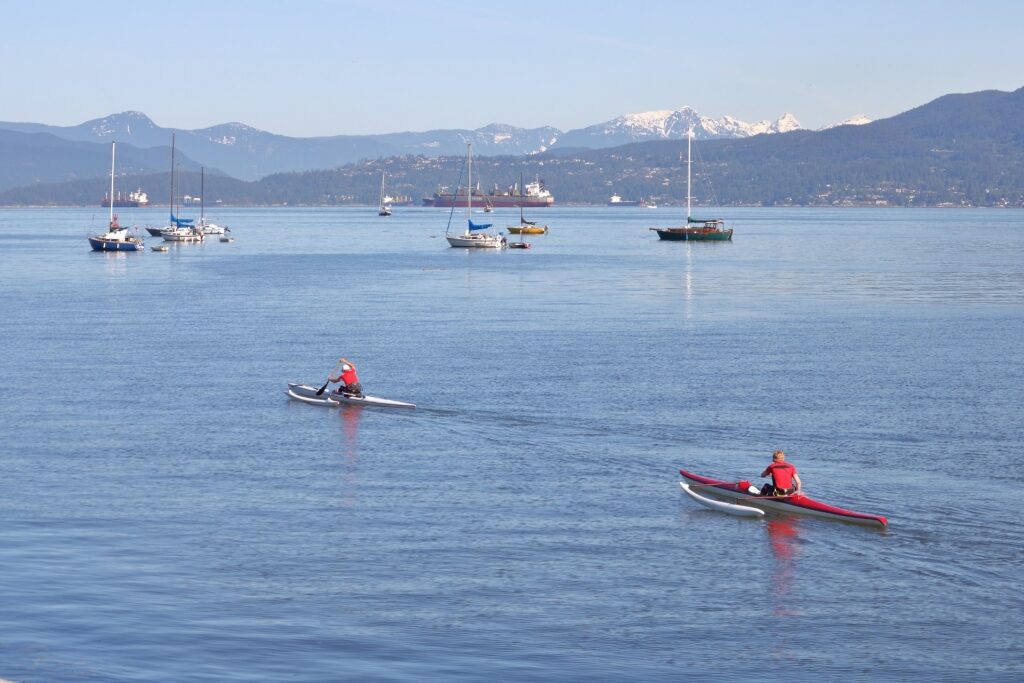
(678, 468), (887, 527)
(287, 383), (416, 409)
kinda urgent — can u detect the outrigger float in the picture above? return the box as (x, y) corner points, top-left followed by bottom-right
(678, 468), (887, 527)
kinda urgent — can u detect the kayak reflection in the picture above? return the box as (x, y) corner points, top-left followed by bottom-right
(337, 405), (362, 507)
(766, 517), (801, 617)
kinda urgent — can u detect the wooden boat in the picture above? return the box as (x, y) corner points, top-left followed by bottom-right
(678, 468), (887, 527)
(651, 130), (733, 242)
(445, 144), (506, 248)
(287, 383), (416, 409)
(87, 143), (145, 252)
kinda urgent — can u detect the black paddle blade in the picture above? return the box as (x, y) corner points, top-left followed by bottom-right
(315, 380), (330, 396)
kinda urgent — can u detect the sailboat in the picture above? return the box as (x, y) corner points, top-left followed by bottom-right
(88, 142), (145, 251)
(507, 172), (549, 235)
(650, 130), (733, 241)
(445, 143), (506, 248)
(378, 170), (393, 216)
(147, 133), (183, 236)
(160, 133), (204, 242)
(197, 168), (229, 234)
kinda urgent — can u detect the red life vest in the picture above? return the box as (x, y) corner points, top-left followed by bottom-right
(338, 363), (359, 386)
(766, 462), (797, 490)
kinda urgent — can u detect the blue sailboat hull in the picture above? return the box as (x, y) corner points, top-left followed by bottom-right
(88, 237), (142, 252)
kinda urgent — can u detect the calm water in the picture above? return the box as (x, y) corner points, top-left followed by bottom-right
(0, 206), (1022, 682)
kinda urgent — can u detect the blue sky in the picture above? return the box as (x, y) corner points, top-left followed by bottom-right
(3, 0), (1023, 136)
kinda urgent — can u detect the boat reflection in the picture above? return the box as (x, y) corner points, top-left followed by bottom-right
(337, 405), (362, 507)
(765, 517), (801, 616)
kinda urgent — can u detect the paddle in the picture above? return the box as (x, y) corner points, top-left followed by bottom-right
(315, 378), (332, 396)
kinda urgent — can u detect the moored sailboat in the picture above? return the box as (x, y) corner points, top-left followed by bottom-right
(507, 172), (549, 235)
(651, 130), (733, 242)
(445, 143), (506, 248)
(87, 142), (145, 252)
(378, 170), (393, 216)
(197, 168), (229, 234)
(160, 133), (204, 242)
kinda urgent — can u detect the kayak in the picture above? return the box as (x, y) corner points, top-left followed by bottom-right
(679, 482), (764, 518)
(287, 383), (416, 409)
(678, 468), (887, 527)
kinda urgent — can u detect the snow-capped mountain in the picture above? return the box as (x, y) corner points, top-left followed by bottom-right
(819, 114), (873, 130)
(557, 107), (802, 148)
(0, 106), (806, 181)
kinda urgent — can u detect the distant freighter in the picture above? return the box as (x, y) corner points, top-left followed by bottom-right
(423, 177), (553, 207)
(101, 188), (149, 207)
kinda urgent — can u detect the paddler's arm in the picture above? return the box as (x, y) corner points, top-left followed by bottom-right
(793, 472), (802, 492)
(760, 466), (771, 478)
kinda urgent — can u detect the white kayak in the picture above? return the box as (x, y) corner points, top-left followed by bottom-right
(679, 482), (764, 518)
(287, 383), (416, 409)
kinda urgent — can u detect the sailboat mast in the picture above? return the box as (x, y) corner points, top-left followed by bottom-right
(380, 170), (385, 208)
(686, 130), (692, 221)
(200, 167), (205, 221)
(109, 142), (116, 227)
(169, 133), (176, 222)
(520, 171), (525, 224)
(467, 143), (472, 217)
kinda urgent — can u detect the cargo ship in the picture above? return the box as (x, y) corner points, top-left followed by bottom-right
(101, 188), (150, 207)
(423, 177), (553, 208)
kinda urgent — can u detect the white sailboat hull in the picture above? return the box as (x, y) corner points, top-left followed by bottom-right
(446, 233), (506, 248)
(162, 227), (204, 242)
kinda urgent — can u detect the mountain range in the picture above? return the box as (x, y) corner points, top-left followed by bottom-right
(2, 87), (1021, 208)
(0, 107), (844, 185)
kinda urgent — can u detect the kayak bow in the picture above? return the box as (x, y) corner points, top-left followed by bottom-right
(678, 468), (887, 527)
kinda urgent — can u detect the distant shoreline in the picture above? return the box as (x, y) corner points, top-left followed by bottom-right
(0, 203), (1018, 210)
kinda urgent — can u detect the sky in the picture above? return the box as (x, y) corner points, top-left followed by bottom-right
(3, 0), (1023, 137)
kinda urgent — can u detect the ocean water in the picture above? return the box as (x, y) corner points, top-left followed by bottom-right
(0, 206), (1021, 682)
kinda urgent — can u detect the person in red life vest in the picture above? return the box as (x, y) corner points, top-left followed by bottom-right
(329, 358), (364, 398)
(760, 450), (802, 496)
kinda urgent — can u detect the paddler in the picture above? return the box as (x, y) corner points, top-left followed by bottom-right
(760, 450), (802, 496)
(328, 357), (364, 398)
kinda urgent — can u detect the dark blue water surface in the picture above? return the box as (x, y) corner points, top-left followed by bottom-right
(1, 207), (1021, 681)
